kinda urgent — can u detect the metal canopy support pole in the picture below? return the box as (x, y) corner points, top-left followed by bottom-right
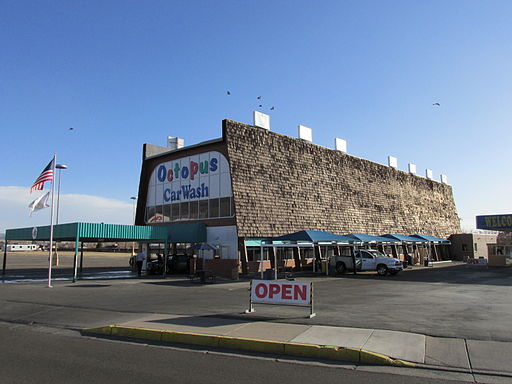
(240, 238), (248, 276)
(274, 246), (277, 280)
(260, 244), (264, 279)
(73, 234), (79, 282)
(352, 245), (357, 275)
(79, 242), (84, 273)
(2, 241), (7, 281)
(163, 240), (168, 278)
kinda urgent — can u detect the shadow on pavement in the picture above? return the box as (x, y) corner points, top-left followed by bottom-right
(333, 264), (512, 286)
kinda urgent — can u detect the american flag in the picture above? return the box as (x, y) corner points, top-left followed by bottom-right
(30, 158), (55, 193)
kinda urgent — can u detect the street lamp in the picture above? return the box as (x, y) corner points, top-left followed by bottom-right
(53, 164), (68, 266)
(130, 196), (137, 255)
(56, 164), (68, 225)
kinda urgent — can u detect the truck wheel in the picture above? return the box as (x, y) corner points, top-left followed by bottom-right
(377, 264), (388, 276)
(335, 262), (346, 274)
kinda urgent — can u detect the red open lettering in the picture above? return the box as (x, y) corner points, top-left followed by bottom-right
(281, 284), (292, 300)
(269, 284), (280, 298)
(294, 285), (307, 301)
(255, 283), (267, 298)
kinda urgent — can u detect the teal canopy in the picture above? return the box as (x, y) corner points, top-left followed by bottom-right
(273, 230), (355, 243)
(346, 233), (397, 243)
(382, 234), (426, 243)
(411, 234), (449, 243)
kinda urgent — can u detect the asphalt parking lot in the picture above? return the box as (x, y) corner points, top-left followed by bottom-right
(1, 254), (511, 342)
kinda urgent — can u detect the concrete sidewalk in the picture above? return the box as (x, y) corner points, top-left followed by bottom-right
(86, 314), (512, 376)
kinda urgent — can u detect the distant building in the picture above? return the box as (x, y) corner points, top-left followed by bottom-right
(448, 233), (498, 261)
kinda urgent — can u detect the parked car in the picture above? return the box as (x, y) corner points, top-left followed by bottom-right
(330, 249), (403, 276)
(130, 253), (190, 275)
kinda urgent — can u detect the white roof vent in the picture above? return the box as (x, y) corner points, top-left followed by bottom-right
(388, 156), (398, 169)
(334, 138), (347, 153)
(167, 137), (184, 150)
(253, 111), (270, 130)
(298, 125), (312, 142)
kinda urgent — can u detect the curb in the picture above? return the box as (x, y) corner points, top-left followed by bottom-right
(84, 325), (415, 368)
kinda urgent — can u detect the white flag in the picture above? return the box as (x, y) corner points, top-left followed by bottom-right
(28, 192), (50, 216)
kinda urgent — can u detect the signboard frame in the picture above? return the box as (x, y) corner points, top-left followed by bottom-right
(245, 280), (316, 318)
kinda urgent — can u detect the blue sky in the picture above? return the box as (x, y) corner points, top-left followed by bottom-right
(1, 0), (511, 233)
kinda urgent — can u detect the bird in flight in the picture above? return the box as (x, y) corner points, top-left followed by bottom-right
(257, 96), (262, 100)
(433, 103), (440, 106)
(226, 91), (231, 95)
(258, 104), (263, 108)
(270, 106), (275, 110)
(68, 127), (75, 131)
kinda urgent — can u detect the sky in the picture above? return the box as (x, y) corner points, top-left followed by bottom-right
(1, 0), (511, 234)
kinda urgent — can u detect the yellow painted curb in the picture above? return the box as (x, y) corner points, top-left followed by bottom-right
(84, 325), (416, 368)
(162, 331), (220, 348)
(285, 342), (360, 362)
(83, 325), (114, 336)
(111, 326), (163, 342)
(218, 336), (285, 355)
(360, 349), (416, 368)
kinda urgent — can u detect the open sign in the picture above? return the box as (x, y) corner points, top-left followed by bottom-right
(250, 280), (311, 306)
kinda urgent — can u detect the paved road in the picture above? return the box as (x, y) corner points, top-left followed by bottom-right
(1, 263), (511, 341)
(0, 321), (477, 384)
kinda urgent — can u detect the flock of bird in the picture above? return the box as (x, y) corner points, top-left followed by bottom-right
(64, 98), (441, 132)
(226, 90), (440, 112)
(226, 91), (275, 111)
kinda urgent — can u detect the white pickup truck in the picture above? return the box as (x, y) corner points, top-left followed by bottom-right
(330, 249), (403, 276)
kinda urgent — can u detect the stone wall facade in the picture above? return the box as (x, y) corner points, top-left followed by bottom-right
(224, 120), (460, 238)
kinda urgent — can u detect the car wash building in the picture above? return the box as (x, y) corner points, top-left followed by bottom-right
(135, 117), (460, 278)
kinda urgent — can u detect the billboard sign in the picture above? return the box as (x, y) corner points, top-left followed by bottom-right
(146, 151), (232, 207)
(476, 214), (512, 231)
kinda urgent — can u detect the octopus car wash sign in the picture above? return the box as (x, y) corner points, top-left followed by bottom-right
(146, 151), (232, 207)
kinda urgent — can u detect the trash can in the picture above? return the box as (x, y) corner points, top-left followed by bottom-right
(264, 268), (275, 280)
(320, 261), (327, 273)
(424, 259), (429, 267)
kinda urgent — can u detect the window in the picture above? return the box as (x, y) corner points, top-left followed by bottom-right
(219, 197), (231, 217)
(247, 247), (270, 261)
(146, 206), (156, 222)
(361, 251), (373, 259)
(199, 200), (209, 218)
(180, 202), (189, 220)
(163, 204), (171, 222)
(147, 198), (234, 223)
(209, 198), (219, 218)
(171, 203), (180, 221)
(474, 243), (478, 252)
(189, 201), (199, 219)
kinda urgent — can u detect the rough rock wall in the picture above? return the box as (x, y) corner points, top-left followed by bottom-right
(224, 120), (460, 238)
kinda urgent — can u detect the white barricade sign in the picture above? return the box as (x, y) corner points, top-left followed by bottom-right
(246, 280), (315, 318)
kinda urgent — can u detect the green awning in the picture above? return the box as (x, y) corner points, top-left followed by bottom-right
(5, 222), (206, 243)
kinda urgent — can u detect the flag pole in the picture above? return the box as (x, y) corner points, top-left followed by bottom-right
(47, 153), (57, 288)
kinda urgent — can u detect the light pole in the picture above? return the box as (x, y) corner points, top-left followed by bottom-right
(56, 164), (68, 225)
(53, 164), (68, 266)
(130, 196), (137, 256)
